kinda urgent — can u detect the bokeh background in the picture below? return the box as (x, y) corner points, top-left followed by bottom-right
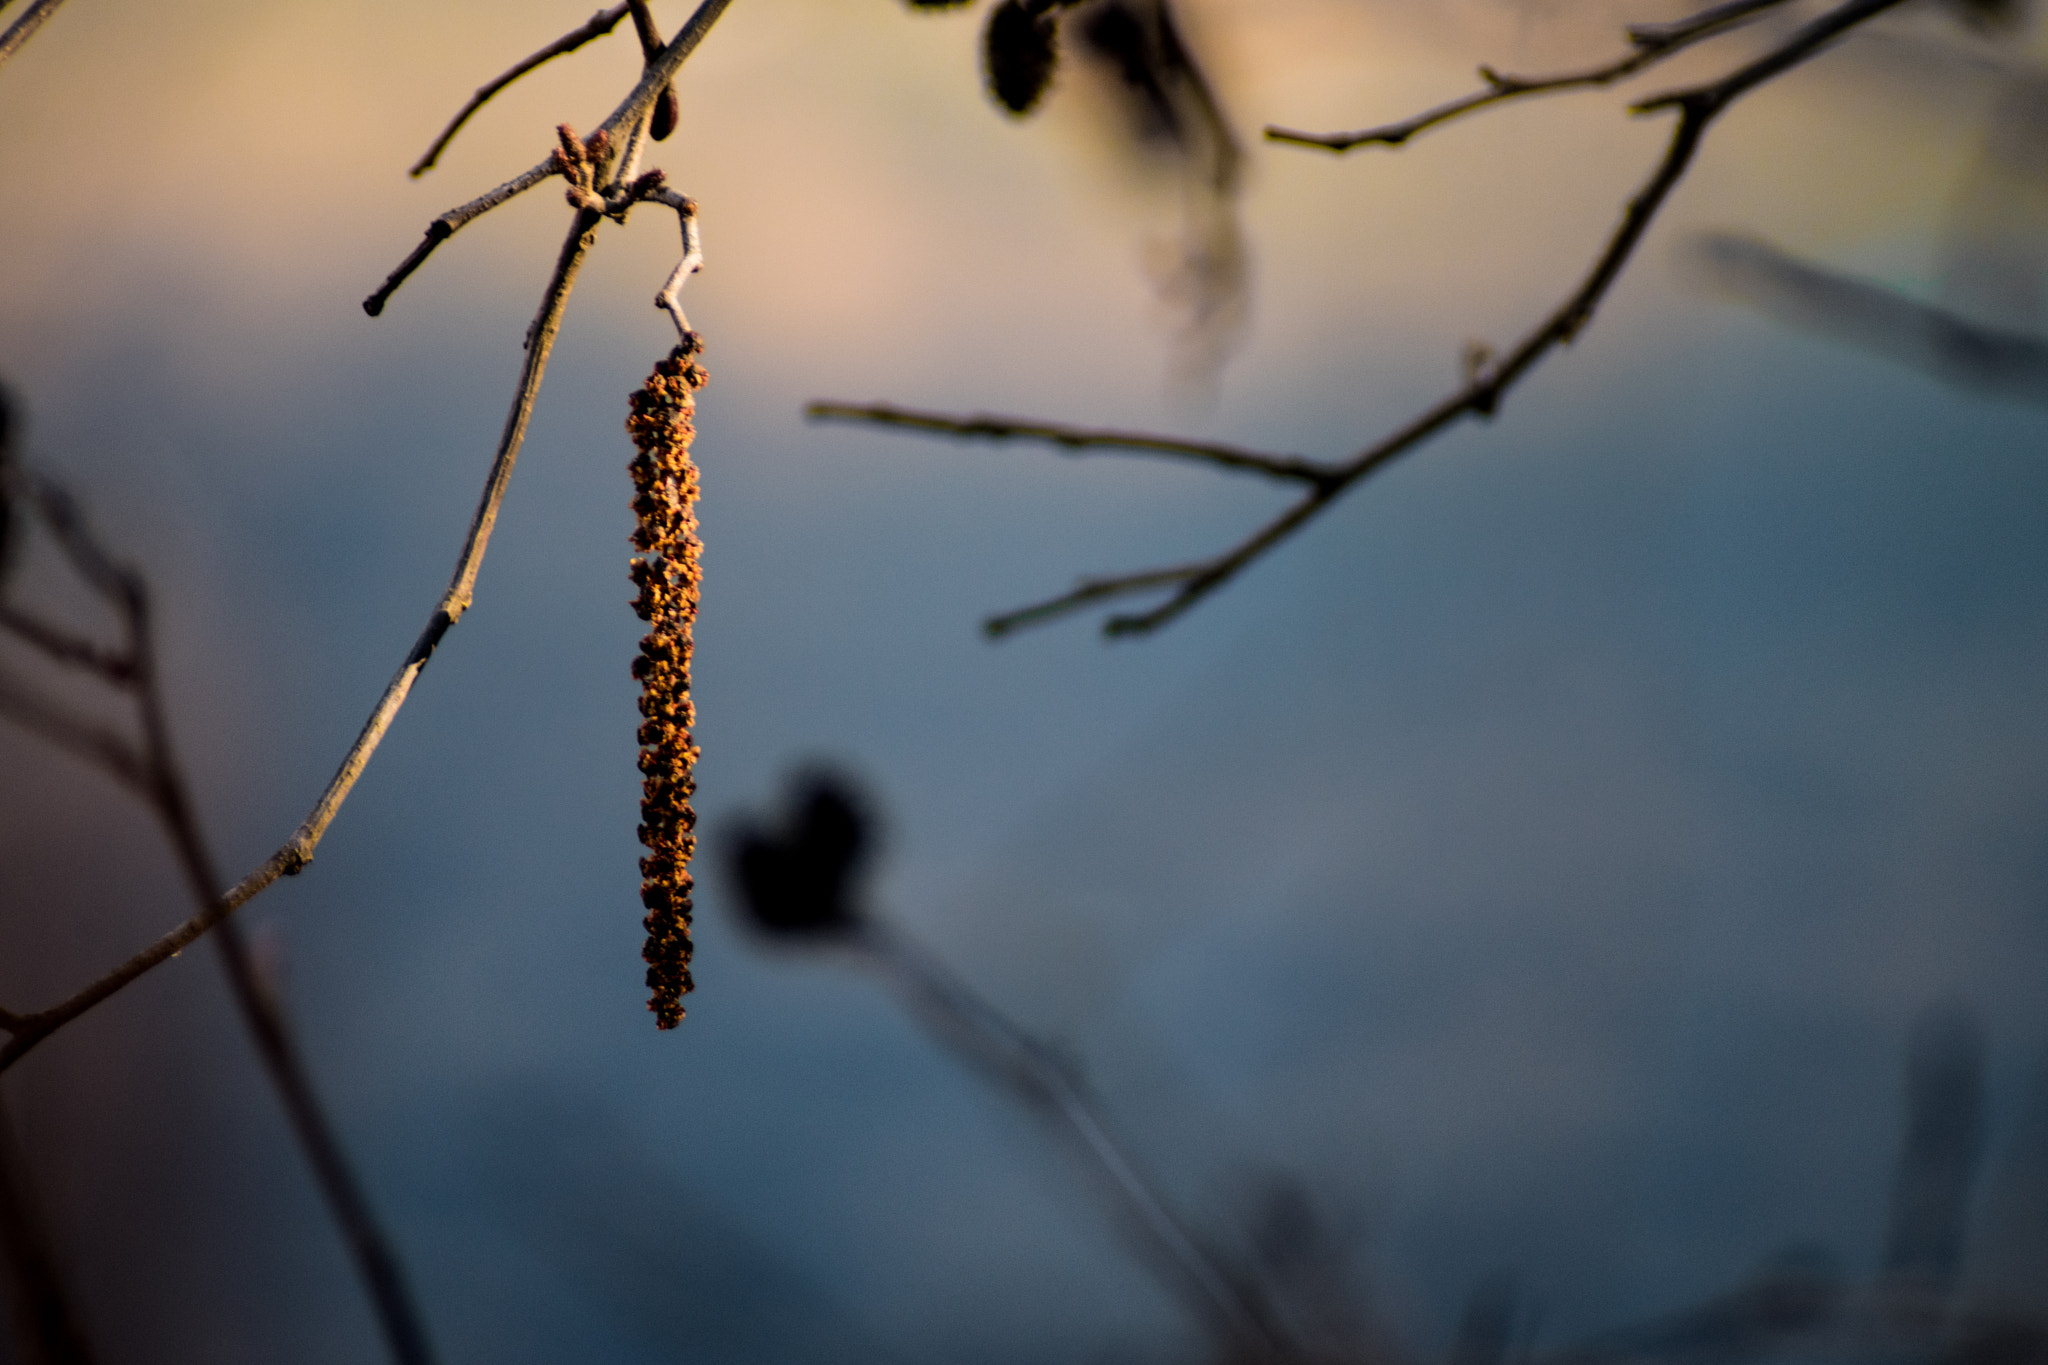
(1, 0), (2046, 1360)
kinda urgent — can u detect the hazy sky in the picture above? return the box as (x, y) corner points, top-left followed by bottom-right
(2, 2), (2047, 1362)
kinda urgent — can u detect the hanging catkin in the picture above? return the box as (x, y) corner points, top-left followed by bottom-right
(626, 333), (707, 1029)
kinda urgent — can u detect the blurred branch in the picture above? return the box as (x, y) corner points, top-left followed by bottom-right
(0, 0), (67, 72)
(651, 189), (701, 336)
(859, 918), (1299, 1361)
(847, 0), (1910, 637)
(210, 919), (441, 1365)
(0, 1092), (97, 1365)
(0, 466), (439, 1365)
(0, 606), (133, 680)
(1692, 232), (2048, 403)
(1265, 0), (1796, 151)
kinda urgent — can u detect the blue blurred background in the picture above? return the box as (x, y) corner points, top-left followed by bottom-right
(1, 0), (2046, 1361)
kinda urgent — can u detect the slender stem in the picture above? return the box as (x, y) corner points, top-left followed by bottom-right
(918, 0), (1910, 638)
(982, 565), (1203, 638)
(0, 0), (66, 71)
(0, 666), (149, 791)
(860, 921), (1294, 1360)
(364, 162), (562, 318)
(1265, 0), (1795, 151)
(0, 210), (604, 1075)
(4, 0), (742, 1061)
(212, 922), (439, 1365)
(0, 604), (132, 679)
(368, 0), (734, 315)
(807, 403), (1338, 487)
(408, 3), (633, 177)
(298, 207), (602, 881)
(0, 498), (439, 1363)
(0, 1092), (97, 1365)
(124, 582), (437, 1365)
(651, 190), (701, 337)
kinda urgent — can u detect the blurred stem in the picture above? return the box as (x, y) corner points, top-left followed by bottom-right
(0, 1092), (96, 1365)
(858, 919), (1296, 1361)
(0, 0), (67, 71)
(0, 479), (438, 1365)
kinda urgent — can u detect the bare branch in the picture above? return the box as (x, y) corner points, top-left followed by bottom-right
(596, 0), (736, 151)
(0, 0), (68, 73)
(368, 0), (733, 317)
(408, 4), (633, 177)
(211, 922), (440, 1365)
(305, 211), (603, 893)
(1636, 0), (1908, 110)
(3, 203), (608, 1069)
(948, 0), (1913, 637)
(859, 920), (1294, 1359)
(363, 161), (562, 317)
(22, 476), (136, 610)
(983, 564), (1205, 638)
(0, 665), (148, 792)
(807, 403), (1340, 487)
(0, 1093), (99, 1365)
(651, 190), (702, 338)
(627, 0), (681, 141)
(0, 605), (132, 681)
(1264, 0), (1795, 151)
(0, 488), (438, 1363)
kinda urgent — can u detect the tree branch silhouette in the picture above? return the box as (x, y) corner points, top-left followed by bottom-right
(823, 0), (1913, 638)
(1265, 0), (1796, 151)
(0, 0), (68, 72)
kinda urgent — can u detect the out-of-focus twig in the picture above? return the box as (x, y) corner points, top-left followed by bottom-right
(861, 917), (1299, 1359)
(0, 0), (69, 73)
(0, 464), (439, 1365)
(1265, 0), (1796, 151)
(0, 1091), (97, 1365)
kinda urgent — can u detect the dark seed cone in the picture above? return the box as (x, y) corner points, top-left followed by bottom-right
(627, 332), (708, 1029)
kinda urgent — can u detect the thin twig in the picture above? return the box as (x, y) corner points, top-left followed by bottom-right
(126, 580), (438, 1365)
(653, 190), (701, 337)
(211, 922), (440, 1365)
(0, 0), (67, 72)
(1264, 0), (1796, 151)
(409, 3), (633, 177)
(626, 0), (681, 142)
(364, 162), (562, 317)
(1, 208), (604, 1072)
(0, 666), (149, 792)
(859, 920), (1295, 1361)
(0, 481), (440, 1364)
(0, 605), (132, 680)
(902, 0), (1908, 637)
(0, 1092), (97, 1365)
(807, 403), (1339, 488)
(368, 0), (733, 317)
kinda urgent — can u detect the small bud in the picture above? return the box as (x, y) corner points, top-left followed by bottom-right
(651, 85), (680, 141)
(726, 774), (871, 938)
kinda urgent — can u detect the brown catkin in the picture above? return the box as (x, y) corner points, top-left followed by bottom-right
(626, 332), (707, 1029)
